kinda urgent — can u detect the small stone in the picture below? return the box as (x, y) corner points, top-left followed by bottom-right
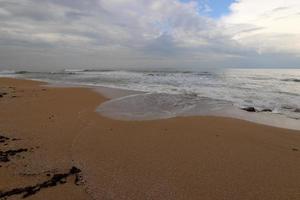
(242, 107), (256, 112)
(292, 148), (298, 151)
(261, 109), (272, 112)
(294, 108), (300, 113)
(70, 166), (81, 174)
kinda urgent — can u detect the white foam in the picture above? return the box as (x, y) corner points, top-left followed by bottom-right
(97, 92), (300, 130)
(4, 68), (300, 128)
(97, 93), (232, 120)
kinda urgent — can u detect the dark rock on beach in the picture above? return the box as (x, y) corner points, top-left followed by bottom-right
(242, 107), (256, 112)
(294, 108), (300, 113)
(261, 108), (272, 112)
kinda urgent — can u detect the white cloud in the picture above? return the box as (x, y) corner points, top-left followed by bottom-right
(223, 0), (300, 54)
(0, 0), (299, 70)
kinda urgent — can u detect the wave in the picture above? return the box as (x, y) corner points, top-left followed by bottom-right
(63, 69), (86, 73)
(2, 68), (300, 121)
(281, 78), (300, 83)
(280, 105), (300, 114)
(277, 91), (300, 96)
(97, 93), (231, 120)
(15, 71), (30, 74)
(83, 69), (115, 72)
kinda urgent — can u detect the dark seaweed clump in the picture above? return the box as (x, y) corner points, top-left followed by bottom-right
(0, 149), (28, 162)
(0, 92), (8, 98)
(0, 167), (82, 199)
(0, 135), (10, 144)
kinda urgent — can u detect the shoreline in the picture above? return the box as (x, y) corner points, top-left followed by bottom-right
(4, 76), (300, 131)
(1, 77), (300, 200)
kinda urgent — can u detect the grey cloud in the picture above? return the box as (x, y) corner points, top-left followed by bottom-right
(0, 0), (299, 71)
(272, 6), (290, 12)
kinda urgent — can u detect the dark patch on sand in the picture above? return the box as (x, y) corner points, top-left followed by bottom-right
(0, 135), (10, 144)
(0, 135), (20, 144)
(0, 167), (82, 199)
(0, 135), (27, 163)
(0, 86), (22, 99)
(48, 114), (55, 120)
(0, 149), (28, 162)
(0, 92), (8, 98)
(0, 133), (84, 199)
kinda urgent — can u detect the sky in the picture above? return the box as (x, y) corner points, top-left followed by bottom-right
(0, 0), (300, 71)
(180, 0), (233, 18)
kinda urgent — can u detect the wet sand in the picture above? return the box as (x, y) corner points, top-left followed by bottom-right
(0, 78), (300, 200)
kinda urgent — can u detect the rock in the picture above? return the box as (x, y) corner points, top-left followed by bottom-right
(70, 166), (81, 174)
(242, 107), (256, 112)
(294, 108), (300, 113)
(261, 109), (272, 112)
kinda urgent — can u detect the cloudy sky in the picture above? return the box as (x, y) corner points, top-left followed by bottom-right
(0, 0), (299, 71)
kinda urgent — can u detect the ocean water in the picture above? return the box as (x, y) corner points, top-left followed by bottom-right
(1, 69), (300, 125)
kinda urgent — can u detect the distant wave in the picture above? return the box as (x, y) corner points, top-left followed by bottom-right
(15, 71), (30, 74)
(145, 71), (213, 77)
(83, 69), (115, 72)
(281, 78), (300, 82)
(63, 69), (86, 72)
(63, 69), (115, 73)
(0, 70), (17, 74)
(277, 91), (300, 96)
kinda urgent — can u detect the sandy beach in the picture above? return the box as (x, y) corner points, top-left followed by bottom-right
(0, 77), (300, 200)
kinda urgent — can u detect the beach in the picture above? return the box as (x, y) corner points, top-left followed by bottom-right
(0, 77), (300, 199)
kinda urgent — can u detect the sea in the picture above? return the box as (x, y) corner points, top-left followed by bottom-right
(1, 68), (300, 129)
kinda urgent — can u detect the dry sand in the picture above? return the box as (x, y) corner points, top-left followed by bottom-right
(0, 78), (299, 200)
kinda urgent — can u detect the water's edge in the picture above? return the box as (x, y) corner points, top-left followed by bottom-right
(44, 79), (300, 131)
(1, 76), (300, 131)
